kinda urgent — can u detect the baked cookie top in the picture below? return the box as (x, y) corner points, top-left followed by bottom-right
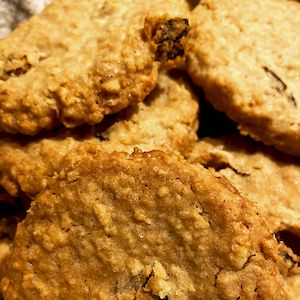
(186, 0), (300, 155)
(187, 136), (300, 278)
(0, 72), (199, 197)
(0, 0), (190, 135)
(1, 146), (287, 299)
(188, 136), (300, 299)
(187, 136), (300, 235)
(286, 276), (300, 300)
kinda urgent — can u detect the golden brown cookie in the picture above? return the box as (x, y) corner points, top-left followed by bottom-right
(0, 0), (190, 135)
(187, 136), (300, 296)
(0, 72), (199, 196)
(186, 0), (300, 155)
(286, 276), (300, 300)
(187, 136), (300, 236)
(1, 146), (288, 299)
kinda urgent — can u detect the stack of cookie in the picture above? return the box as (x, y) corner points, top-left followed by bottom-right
(0, 0), (299, 299)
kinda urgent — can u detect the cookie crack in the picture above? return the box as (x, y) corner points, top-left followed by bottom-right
(141, 269), (154, 289)
(263, 66), (297, 107)
(241, 253), (256, 270)
(283, 251), (299, 270)
(213, 268), (222, 288)
(131, 267), (169, 300)
(0, 59), (32, 81)
(205, 160), (250, 177)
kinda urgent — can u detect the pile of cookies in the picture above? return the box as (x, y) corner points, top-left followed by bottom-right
(0, 0), (299, 299)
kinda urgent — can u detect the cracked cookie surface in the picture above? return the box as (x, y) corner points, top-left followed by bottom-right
(187, 136), (300, 296)
(0, 72), (199, 197)
(187, 136), (300, 236)
(1, 146), (287, 299)
(0, 0), (189, 135)
(186, 0), (300, 155)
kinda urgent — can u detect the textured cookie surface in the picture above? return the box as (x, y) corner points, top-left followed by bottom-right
(187, 136), (300, 293)
(187, 136), (300, 235)
(186, 0), (300, 155)
(0, 0), (189, 135)
(0, 72), (199, 196)
(1, 147), (287, 299)
(286, 276), (300, 300)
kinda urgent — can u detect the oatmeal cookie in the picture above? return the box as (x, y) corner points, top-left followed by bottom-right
(286, 276), (300, 300)
(0, 72), (199, 196)
(0, 0), (189, 135)
(187, 136), (300, 295)
(1, 146), (287, 299)
(187, 136), (300, 235)
(186, 0), (300, 155)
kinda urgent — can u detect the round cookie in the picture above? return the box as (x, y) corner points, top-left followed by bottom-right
(186, 0), (300, 155)
(187, 136), (300, 296)
(0, 0), (190, 135)
(1, 146), (287, 299)
(187, 136), (300, 236)
(0, 72), (199, 197)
